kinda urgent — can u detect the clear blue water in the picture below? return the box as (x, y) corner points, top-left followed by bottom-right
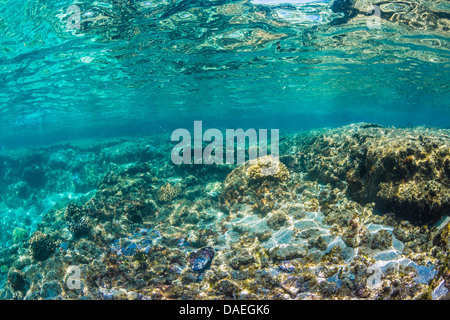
(1, 0), (449, 147)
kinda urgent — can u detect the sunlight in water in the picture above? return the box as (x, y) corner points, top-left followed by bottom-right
(0, 0), (449, 302)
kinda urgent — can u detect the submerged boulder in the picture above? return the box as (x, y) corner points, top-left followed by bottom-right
(219, 155), (292, 214)
(7, 270), (29, 292)
(296, 123), (450, 225)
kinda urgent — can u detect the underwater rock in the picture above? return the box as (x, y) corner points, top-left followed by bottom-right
(219, 155), (292, 214)
(180, 270), (199, 284)
(188, 247), (215, 273)
(229, 250), (255, 270)
(112, 288), (129, 300)
(296, 123), (450, 224)
(7, 270), (28, 292)
(369, 229), (393, 250)
(267, 211), (288, 230)
(83, 163), (160, 221)
(214, 279), (241, 298)
(308, 236), (328, 251)
(278, 261), (295, 273)
(125, 199), (158, 223)
(295, 272), (319, 293)
(269, 244), (304, 261)
(22, 164), (46, 188)
(127, 291), (140, 300)
(433, 221), (450, 251)
(185, 229), (211, 248)
(40, 281), (62, 299)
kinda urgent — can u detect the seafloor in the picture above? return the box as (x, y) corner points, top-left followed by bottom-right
(0, 123), (449, 300)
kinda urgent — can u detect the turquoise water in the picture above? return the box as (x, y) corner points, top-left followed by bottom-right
(1, 0), (449, 146)
(0, 0), (449, 300)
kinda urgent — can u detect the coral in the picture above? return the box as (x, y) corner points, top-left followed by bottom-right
(157, 183), (181, 203)
(12, 227), (28, 244)
(64, 203), (84, 221)
(246, 156), (289, 182)
(64, 203), (91, 238)
(29, 231), (56, 261)
(68, 216), (92, 238)
(252, 197), (274, 214)
(341, 214), (370, 248)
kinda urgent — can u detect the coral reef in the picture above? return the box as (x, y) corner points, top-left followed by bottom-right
(0, 125), (449, 300)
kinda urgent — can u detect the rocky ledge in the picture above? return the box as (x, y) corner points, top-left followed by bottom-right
(286, 123), (450, 225)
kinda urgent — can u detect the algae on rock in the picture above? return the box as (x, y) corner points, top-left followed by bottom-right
(293, 123), (450, 224)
